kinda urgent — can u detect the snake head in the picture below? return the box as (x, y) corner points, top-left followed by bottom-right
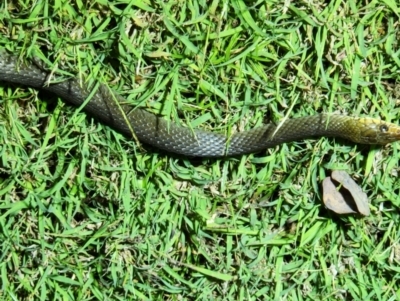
(355, 117), (400, 145)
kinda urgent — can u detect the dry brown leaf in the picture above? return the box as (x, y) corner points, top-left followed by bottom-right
(322, 170), (370, 216)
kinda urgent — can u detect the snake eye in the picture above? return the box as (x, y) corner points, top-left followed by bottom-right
(380, 124), (389, 133)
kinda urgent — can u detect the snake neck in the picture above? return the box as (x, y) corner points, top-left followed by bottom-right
(269, 114), (357, 143)
(225, 114), (358, 156)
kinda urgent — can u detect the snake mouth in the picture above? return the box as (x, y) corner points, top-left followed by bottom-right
(379, 122), (400, 144)
(388, 128), (400, 143)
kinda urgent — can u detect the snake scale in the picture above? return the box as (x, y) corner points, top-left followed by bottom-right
(1, 51), (400, 157)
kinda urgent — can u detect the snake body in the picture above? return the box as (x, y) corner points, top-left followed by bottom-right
(1, 52), (400, 157)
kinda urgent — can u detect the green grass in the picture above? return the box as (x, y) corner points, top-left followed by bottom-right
(1, 0), (400, 300)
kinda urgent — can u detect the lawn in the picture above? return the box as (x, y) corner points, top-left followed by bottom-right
(1, 0), (400, 300)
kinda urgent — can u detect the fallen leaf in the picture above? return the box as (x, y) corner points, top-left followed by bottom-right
(322, 170), (370, 216)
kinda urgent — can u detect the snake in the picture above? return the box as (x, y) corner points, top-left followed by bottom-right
(1, 51), (400, 157)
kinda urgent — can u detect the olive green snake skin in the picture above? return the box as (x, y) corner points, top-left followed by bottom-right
(1, 52), (400, 157)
